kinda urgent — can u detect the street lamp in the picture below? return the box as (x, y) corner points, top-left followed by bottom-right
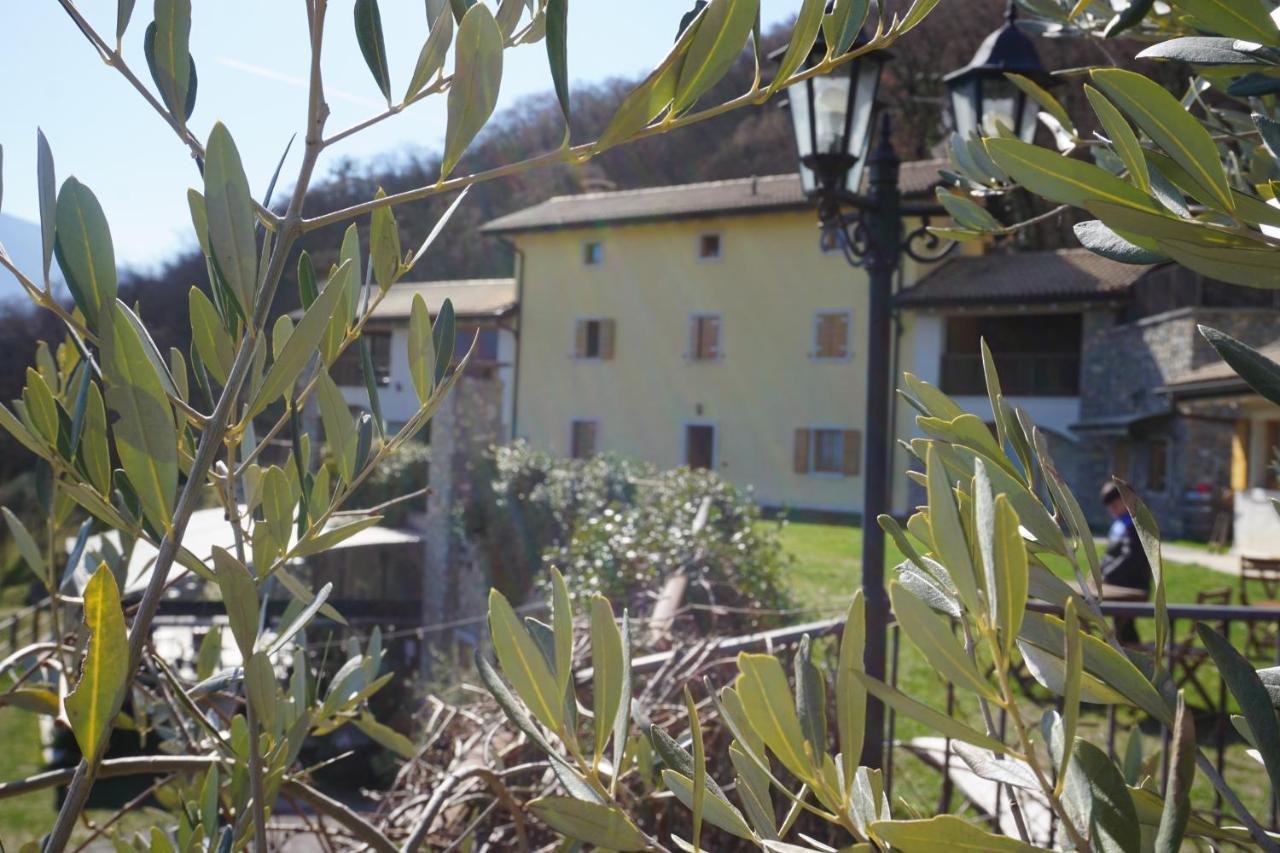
(785, 33), (889, 201)
(777, 4), (1049, 772)
(944, 1), (1056, 142)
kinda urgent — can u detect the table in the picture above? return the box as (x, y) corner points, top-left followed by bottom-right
(1064, 580), (1147, 602)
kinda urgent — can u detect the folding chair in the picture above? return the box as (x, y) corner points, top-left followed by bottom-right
(1239, 564), (1280, 660)
(1163, 588), (1232, 708)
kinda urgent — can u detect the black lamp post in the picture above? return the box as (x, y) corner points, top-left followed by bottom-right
(776, 3), (1051, 771)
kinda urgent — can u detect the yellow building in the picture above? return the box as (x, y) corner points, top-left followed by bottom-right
(482, 165), (948, 515)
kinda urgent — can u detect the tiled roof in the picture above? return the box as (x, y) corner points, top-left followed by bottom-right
(895, 249), (1152, 308)
(480, 160), (948, 234)
(361, 279), (516, 321)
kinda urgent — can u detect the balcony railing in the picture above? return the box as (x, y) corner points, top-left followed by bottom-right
(941, 352), (1080, 397)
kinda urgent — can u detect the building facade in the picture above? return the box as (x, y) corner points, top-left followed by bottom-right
(479, 170), (1280, 536)
(483, 166), (953, 515)
(328, 279), (518, 434)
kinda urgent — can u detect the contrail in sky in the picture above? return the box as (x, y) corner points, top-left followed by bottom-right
(215, 57), (384, 108)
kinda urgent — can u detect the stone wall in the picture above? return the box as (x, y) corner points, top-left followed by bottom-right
(1075, 307), (1280, 538)
(421, 373), (507, 663)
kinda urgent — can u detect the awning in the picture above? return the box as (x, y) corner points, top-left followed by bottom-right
(66, 506), (421, 598)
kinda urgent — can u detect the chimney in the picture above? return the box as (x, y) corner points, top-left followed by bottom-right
(577, 162), (616, 194)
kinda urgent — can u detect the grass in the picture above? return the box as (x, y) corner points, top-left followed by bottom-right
(0, 709), (167, 845)
(765, 518), (1277, 830)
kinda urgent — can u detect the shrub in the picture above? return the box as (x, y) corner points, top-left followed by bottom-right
(468, 441), (792, 631)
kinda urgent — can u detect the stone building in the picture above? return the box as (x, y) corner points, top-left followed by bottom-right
(898, 253), (1280, 539)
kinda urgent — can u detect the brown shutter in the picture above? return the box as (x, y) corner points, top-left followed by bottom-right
(834, 314), (848, 357)
(600, 319), (616, 360)
(842, 430), (862, 476)
(708, 317), (720, 359)
(574, 320), (587, 358)
(793, 429), (810, 473)
(1232, 419), (1250, 490)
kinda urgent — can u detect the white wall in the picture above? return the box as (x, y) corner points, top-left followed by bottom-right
(339, 325), (517, 435)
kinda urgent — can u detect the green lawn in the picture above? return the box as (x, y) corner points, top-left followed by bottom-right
(769, 519), (1237, 612)
(0, 708), (168, 844)
(766, 519), (1275, 826)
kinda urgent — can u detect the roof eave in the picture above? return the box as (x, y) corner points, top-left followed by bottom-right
(1157, 376), (1250, 400)
(480, 199), (818, 236)
(895, 291), (1130, 311)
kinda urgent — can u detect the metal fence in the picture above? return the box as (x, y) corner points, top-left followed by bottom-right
(625, 599), (1280, 841)
(7, 588), (1278, 841)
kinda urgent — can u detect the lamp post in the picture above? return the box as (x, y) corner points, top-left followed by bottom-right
(776, 2), (1052, 771)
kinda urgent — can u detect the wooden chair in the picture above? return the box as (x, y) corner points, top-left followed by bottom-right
(1162, 588), (1232, 708)
(1239, 558), (1280, 660)
(1240, 556), (1280, 599)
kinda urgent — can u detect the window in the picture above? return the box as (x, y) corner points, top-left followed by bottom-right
(574, 318), (615, 359)
(331, 330), (391, 387)
(688, 314), (721, 361)
(1146, 437), (1170, 493)
(570, 419), (598, 459)
(1111, 440), (1131, 482)
(940, 313), (1081, 397)
(794, 428), (861, 476)
(457, 325), (499, 361)
(813, 311), (851, 360)
(685, 424), (716, 470)
(583, 241), (604, 265)
(698, 233), (722, 260)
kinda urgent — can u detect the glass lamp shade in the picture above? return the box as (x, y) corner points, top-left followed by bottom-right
(944, 4), (1053, 144)
(784, 47), (885, 197)
(947, 74), (1038, 142)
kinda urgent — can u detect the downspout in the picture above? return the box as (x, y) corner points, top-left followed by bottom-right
(508, 240), (525, 442)
(888, 259), (905, 516)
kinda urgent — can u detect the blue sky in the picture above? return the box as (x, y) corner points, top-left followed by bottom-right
(1, 1), (798, 272)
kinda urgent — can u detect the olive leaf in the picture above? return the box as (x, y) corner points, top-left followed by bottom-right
(65, 564), (129, 764)
(354, 0), (393, 102)
(54, 177), (118, 331)
(203, 123), (258, 314)
(441, 3), (503, 179)
(101, 300), (177, 533)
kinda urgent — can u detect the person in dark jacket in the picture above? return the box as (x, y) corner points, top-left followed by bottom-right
(1099, 482), (1152, 643)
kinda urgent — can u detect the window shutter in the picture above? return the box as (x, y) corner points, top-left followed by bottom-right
(707, 317), (720, 359)
(794, 429), (810, 473)
(834, 314), (848, 357)
(842, 430), (861, 476)
(600, 319), (616, 360)
(574, 320), (587, 358)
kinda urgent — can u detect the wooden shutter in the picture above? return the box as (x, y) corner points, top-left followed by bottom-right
(600, 319), (616, 360)
(1232, 420), (1250, 490)
(574, 320), (587, 358)
(833, 314), (848, 357)
(707, 317), (720, 359)
(793, 429), (810, 473)
(842, 430), (862, 476)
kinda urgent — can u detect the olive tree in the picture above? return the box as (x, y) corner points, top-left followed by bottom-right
(0, 0), (945, 848)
